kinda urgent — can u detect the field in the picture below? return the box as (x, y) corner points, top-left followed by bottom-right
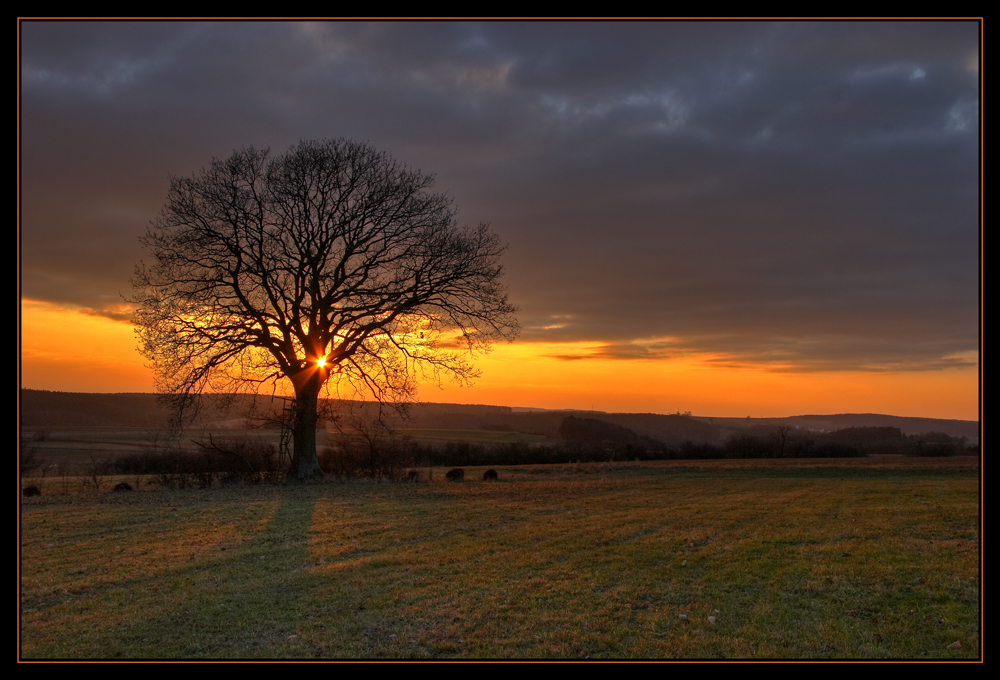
(19, 457), (980, 660)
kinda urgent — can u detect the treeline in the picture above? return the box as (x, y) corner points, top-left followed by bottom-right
(106, 435), (286, 488)
(406, 419), (971, 467)
(557, 418), (972, 459)
(88, 419), (973, 489)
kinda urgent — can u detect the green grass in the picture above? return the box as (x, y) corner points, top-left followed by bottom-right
(19, 458), (980, 659)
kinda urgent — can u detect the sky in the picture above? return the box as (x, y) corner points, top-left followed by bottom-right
(18, 20), (981, 420)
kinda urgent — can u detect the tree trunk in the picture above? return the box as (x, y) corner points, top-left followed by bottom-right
(288, 373), (324, 481)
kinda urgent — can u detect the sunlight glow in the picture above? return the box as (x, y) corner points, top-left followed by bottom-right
(19, 298), (978, 420)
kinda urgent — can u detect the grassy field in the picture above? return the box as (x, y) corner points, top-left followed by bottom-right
(19, 457), (980, 659)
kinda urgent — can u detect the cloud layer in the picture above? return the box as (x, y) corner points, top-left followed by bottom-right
(20, 21), (980, 373)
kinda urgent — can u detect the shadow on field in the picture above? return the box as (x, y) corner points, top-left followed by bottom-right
(83, 486), (329, 659)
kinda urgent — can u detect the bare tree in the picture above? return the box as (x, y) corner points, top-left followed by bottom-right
(132, 139), (519, 480)
(771, 425), (793, 458)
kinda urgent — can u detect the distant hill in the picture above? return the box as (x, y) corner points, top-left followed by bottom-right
(788, 413), (978, 439)
(19, 390), (171, 428)
(18, 390), (275, 430)
(19, 389), (978, 443)
(702, 413), (978, 440)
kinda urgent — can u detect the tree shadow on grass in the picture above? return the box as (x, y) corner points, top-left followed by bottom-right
(23, 484), (327, 659)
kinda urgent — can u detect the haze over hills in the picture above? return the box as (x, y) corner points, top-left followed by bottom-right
(19, 389), (979, 444)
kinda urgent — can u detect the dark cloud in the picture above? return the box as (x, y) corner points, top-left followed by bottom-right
(19, 20), (980, 373)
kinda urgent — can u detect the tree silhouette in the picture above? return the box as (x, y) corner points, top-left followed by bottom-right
(132, 139), (519, 479)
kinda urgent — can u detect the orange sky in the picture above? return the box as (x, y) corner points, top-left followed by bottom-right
(19, 298), (979, 421)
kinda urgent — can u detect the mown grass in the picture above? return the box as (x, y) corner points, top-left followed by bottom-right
(19, 458), (980, 659)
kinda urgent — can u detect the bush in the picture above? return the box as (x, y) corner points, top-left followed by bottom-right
(909, 432), (967, 457)
(198, 435), (283, 484)
(808, 443), (867, 458)
(724, 434), (777, 459)
(319, 435), (413, 481)
(111, 435), (284, 488)
(675, 441), (725, 460)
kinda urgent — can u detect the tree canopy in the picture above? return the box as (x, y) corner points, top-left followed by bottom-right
(132, 139), (519, 478)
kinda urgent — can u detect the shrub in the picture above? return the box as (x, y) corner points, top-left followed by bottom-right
(724, 434), (777, 459)
(319, 436), (414, 481)
(808, 443), (867, 458)
(909, 432), (967, 457)
(911, 443), (959, 457)
(198, 435), (283, 484)
(318, 445), (363, 479)
(20, 438), (42, 478)
(111, 435), (285, 488)
(446, 468), (465, 481)
(675, 441), (725, 460)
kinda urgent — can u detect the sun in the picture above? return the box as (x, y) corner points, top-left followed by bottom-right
(316, 356), (327, 368)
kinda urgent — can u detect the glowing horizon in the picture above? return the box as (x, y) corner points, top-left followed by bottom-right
(19, 298), (979, 422)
